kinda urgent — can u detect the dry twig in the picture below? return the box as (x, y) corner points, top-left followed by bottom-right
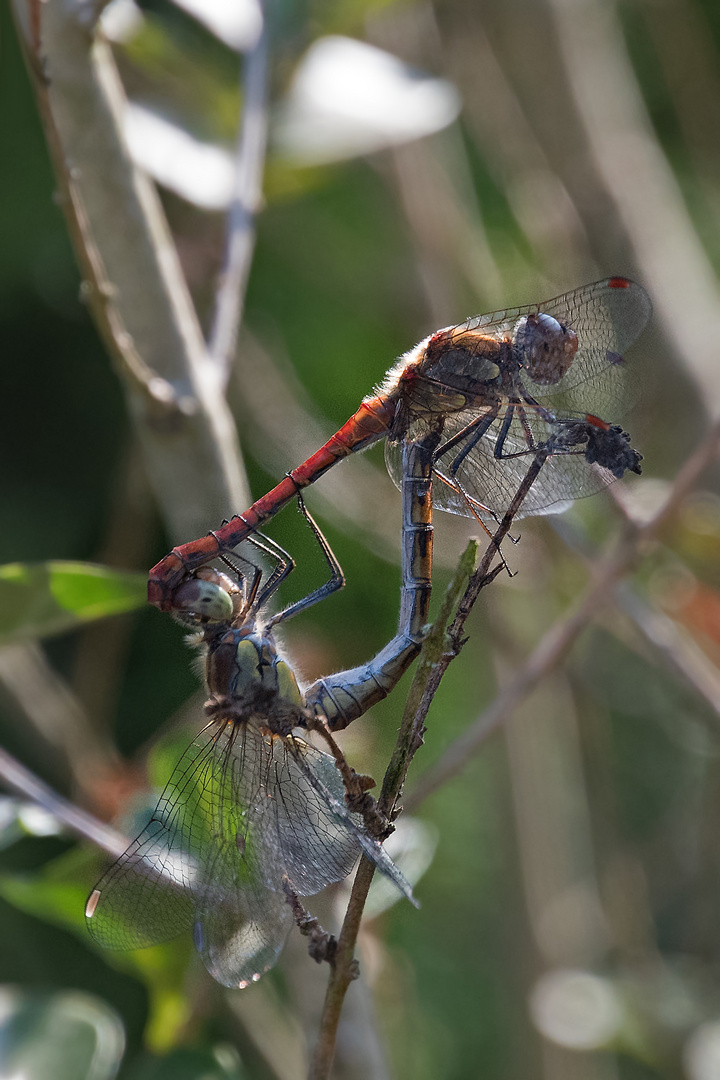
(0, 745), (127, 859)
(10, 0), (249, 542)
(209, 6), (270, 385)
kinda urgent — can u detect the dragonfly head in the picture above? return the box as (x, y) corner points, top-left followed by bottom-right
(171, 568), (240, 627)
(513, 312), (578, 385)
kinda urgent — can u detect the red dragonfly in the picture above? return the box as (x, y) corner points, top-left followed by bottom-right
(149, 277), (650, 610)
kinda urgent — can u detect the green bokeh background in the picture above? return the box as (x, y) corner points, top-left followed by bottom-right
(2, 0), (720, 1077)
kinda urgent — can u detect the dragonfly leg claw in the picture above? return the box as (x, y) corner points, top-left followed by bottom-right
(282, 880), (338, 966)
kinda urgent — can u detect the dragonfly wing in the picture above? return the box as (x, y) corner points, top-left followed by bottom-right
(286, 738), (417, 907)
(192, 849), (293, 989)
(87, 722), (287, 959)
(255, 734), (361, 896)
(432, 408), (617, 519)
(86, 728), (226, 950)
(523, 278), (651, 413)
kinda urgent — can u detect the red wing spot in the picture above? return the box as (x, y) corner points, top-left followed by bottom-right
(606, 351), (625, 366)
(585, 414), (611, 430)
(607, 277), (630, 289)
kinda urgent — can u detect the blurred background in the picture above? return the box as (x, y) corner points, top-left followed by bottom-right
(2, 0), (720, 1076)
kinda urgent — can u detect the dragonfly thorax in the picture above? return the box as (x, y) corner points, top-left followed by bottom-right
(422, 328), (503, 393)
(205, 628), (305, 732)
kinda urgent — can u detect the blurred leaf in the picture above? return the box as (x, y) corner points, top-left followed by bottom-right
(124, 105), (234, 210)
(365, 816), (439, 918)
(169, 0), (262, 52)
(0, 846), (101, 934)
(0, 846), (196, 1052)
(0, 562), (147, 644)
(0, 874), (88, 932)
(0, 987), (125, 1080)
(120, 12), (240, 140)
(128, 1045), (243, 1080)
(272, 36), (462, 165)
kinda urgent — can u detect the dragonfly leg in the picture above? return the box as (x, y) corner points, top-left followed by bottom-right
(304, 714), (390, 838)
(493, 402), (518, 459)
(265, 493), (345, 629)
(435, 401), (500, 477)
(281, 880), (339, 966)
(434, 403), (521, 561)
(496, 447), (551, 530)
(304, 429), (440, 732)
(191, 521), (297, 616)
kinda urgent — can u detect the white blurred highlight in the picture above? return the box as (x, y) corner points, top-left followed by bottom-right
(274, 36), (462, 165)
(529, 969), (623, 1050)
(100, 0), (144, 44)
(361, 817), (438, 919)
(170, 0), (263, 52)
(685, 1022), (720, 1080)
(124, 104), (235, 210)
(18, 803), (63, 837)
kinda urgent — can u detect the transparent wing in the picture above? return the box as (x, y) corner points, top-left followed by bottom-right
(286, 737), (417, 906)
(519, 278), (651, 414)
(386, 410), (618, 521)
(439, 405), (623, 518)
(86, 728), (223, 951)
(255, 733), (361, 895)
(86, 723), (298, 966)
(192, 855), (293, 989)
(431, 278), (650, 420)
(85, 723), (376, 957)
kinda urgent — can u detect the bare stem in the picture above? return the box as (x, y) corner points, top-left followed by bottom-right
(10, 2), (250, 542)
(0, 747), (127, 859)
(309, 419), (720, 1074)
(307, 859), (375, 1080)
(209, 8), (270, 386)
(307, 457), (544, 1078)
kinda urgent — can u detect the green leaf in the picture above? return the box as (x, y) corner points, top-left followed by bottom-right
(0, 874), (88, 932)
(0, 987), (125, 1080)
(0, 848), (196, 1051)
(128, 1046), (244, 1080)
(0, 846), (102, 934)
(0, 562), (147, 644)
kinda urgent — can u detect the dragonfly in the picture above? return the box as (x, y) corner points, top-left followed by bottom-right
(148, 277), (649, 612)
(86, 441), (436, 988)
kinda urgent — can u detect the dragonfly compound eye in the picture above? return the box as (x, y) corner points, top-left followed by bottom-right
(173, 576), (235, 624)
(514, 312), (578, 385)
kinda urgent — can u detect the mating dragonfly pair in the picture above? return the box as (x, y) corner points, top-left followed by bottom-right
(87, 278), (651, 987)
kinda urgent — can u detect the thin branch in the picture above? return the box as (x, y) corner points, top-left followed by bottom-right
(0, 643), (117, 801)
(306, 551), (473, 1080)
(543, 0), (720, 416)
(10, 2), (250, 543)
(210, 8), (270, 386)
(612, 583), (720, 722)
(0, 747), (127, 859)
(308, 459), (545, 1079)
(308, 859), (375, 1080)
